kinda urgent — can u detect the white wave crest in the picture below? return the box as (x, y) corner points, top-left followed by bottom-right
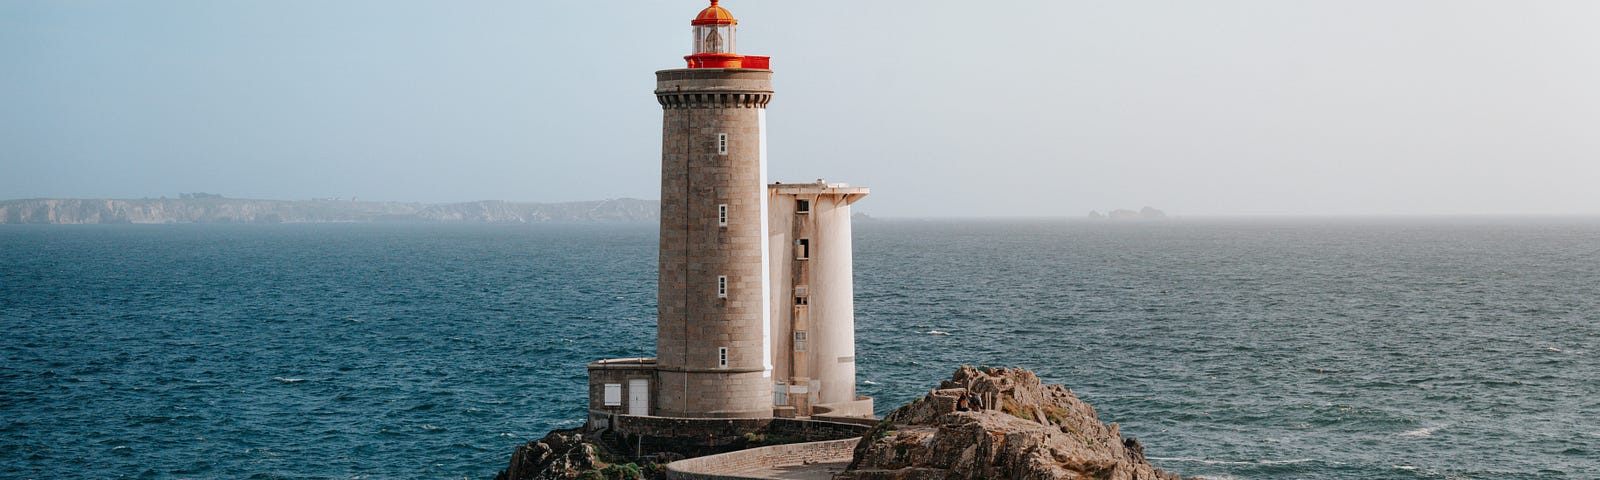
(1399, 426), (1440, 437)
(1150, 456), (1313, 466)
(273, 377), (306, 383)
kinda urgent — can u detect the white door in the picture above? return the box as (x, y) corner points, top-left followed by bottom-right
(627, 379), (649, 416)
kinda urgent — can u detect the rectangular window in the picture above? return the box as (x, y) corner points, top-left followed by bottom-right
(795, 199), (810, 213)
(794, 332), (807, 341)
(603, 383), (623, 407)
(717, 275), (728, 298)
(717, 133), (728, 155)
(794, 296), (808, 306)
(718, 347), (729, 368)
(717, 204), (728, 227)
(796, 239), (809, 260)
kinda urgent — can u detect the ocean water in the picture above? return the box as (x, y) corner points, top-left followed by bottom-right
(2, 219), (1596, 479)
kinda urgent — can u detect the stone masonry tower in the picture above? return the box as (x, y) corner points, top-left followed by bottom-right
(653, 0), (776, 419)
(585, 1), (871, 427)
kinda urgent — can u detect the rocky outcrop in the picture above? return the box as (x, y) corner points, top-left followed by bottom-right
(838, 366), (1185, 480)
(495, 428), (656, 480)
(0, 198), (657, 224)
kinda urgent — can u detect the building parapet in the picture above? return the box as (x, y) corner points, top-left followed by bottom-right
(588, 357), (658, 369)
(768, 183), (869, 196)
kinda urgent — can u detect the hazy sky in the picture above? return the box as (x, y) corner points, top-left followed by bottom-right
(3, 1), (1598, 217)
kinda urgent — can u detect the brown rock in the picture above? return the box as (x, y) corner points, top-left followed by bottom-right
(837, 366), (1186, 480)
(494, 428), (603, 480)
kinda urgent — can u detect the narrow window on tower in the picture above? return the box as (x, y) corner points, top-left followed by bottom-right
(718, 347), (729, 368)
(796, 239), (810, 260)
(717, 204), (728, 227)
(795, 199), (810, 213)
(717, 275), (728, 298)
(717, 133), (728, 155)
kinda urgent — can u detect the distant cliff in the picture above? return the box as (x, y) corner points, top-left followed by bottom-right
(1088, 207), (1168, 220)
(0, 198), (658, 224)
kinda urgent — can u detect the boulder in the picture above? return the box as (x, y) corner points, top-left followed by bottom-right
(837, 366), (1185, 480)
(495, 428), (605, 480)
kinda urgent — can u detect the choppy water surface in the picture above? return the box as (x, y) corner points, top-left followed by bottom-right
(2, 219), (1597, 479)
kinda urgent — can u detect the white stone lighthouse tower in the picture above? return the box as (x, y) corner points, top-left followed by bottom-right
(652, 0), (776, 419)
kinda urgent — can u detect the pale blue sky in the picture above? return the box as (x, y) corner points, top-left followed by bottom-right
(4, 1), (1598, 216)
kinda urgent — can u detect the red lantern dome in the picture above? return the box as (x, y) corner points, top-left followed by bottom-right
(692, 0), (738, 26)
(683, 0), (769, 69)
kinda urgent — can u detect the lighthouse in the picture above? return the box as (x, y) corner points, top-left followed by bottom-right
(653, 0), (776, 419)
(586, 0), (871, 426)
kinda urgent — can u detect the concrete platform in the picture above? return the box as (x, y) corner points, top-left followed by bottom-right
(664, 438), (859, 480)
(722, 460), (850, 480)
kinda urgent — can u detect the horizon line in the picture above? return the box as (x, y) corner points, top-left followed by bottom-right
(3, 196), (1597, 219)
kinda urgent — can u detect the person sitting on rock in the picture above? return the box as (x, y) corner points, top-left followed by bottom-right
(956, 395), (970, 412)
(968, 392), (984, 411)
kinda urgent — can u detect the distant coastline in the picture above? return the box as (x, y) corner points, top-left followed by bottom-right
(0, 197), (658, 224)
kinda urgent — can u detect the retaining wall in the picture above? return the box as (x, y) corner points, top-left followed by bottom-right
(813, 398), (874, 417)
(812, 415), (879, 427)
(602, 415), (870, 460)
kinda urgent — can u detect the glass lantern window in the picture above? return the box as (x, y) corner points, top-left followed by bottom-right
(694, 25), (736, 54)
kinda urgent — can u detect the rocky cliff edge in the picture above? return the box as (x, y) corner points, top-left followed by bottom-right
(838, 366), (1185, 480)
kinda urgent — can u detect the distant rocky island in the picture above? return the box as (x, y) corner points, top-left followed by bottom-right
(1087, 207), (1168, 220)
(0, 195), (657, 224)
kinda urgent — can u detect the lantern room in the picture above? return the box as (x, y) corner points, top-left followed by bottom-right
(692, 1), (736, 55)
(684, 0), (769, 69)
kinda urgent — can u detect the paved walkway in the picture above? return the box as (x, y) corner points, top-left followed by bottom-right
(720, 460), (851, 480)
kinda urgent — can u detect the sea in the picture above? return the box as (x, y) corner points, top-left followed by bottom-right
(2, 218), (1596, 480)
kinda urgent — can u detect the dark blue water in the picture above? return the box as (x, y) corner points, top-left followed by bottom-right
(2, 219), (1597, 479)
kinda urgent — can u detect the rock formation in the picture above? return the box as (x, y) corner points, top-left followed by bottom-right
(495, 428), (659, 480)
(838, 366), (1184, 480)
(497, 428), (602, 480)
